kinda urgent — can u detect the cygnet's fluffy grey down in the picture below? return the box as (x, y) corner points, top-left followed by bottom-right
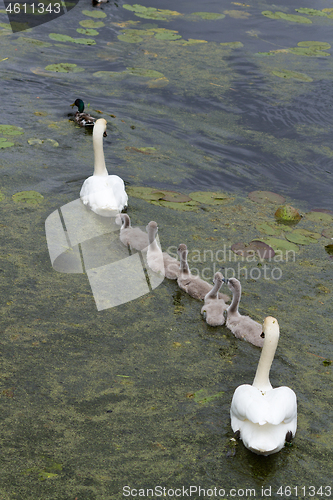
(146, 221), (180, 279)
(115, 213), (149, 251)
(224, 277), (263, 347)
(201, 271), (228, 326)
(177, 244), (230, 302)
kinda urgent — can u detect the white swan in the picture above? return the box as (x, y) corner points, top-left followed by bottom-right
(230, 316), (297, 455)
(224, 277), (263, 347)
(115, 213), (149, 251)
(201, 271), (228, 326)
(177, 244), (230, 301)
(80, 118), (128, 216)
(146, 221), (180, 279)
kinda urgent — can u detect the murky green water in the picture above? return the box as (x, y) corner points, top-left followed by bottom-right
(0, 0), (332, 498)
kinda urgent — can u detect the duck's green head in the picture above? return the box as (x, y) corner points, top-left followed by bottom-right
(71, 98), (85, 113)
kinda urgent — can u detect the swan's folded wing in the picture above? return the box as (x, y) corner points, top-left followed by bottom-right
(231, 384), (297, 426)
(265, 386), (297, 425)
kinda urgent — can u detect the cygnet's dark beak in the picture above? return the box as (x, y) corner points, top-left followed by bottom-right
(222, 278), (228, 284)
(103, 131), (107, 137)
(260, 332), (265, 338)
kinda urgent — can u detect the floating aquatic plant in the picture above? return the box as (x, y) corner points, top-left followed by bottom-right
(0, 124), (24, 135)
(0, 137), (14, 148)
(248, 190), (285, 204)
(189, 191), (234, 205)
(285, 229), (320, 245)
(275, 205), (301, 224)
(49, 33), (96, 45)
(295, 8), (326, 16)
(79, 20), (105, 28)
(262, 11), (312, 23)
(305, 211), (333, 223)
(220, 41), (243, 48)
(76, 28), (99, 36)
(263, 237), (299, 254)
(271, 70), (313, 82)
(12, 191), (44, 204)
(82, 9), (106, 18)
(123, 4), (182, 21)
(44, 63), (84, 73)
(188, 388), (224, 404)
(231, 240), (275, 259)
(192, 12), (225, 20)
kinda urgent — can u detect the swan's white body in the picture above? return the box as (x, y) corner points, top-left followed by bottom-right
(201, 272), (228, 326)
(146, 222), (180, 279)
(230, 316), (297, 456)
(80, 119), (128, 216)
(177, 244), (230, 301)
(116, 214), (149, 251)
(225, 278), (263, 347)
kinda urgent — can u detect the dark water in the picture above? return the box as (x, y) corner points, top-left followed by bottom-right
(0, 0), (332, 498)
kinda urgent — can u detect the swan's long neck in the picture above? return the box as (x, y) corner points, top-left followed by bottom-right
(252, 321), (279, 392)
(207, 277), (221, 299)
(228, 282), (241, 314)
(93, 123), (108, 176)
(179, 249), (190, 274)
(147, 225), (160, 252)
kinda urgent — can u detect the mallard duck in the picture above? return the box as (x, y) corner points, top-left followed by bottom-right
(80, 118), (128, 216)
(71, 98), (95, 127)
(230, 316), (297, 455)
(224, 277), (263, 347)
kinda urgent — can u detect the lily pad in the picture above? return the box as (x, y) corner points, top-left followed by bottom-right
(305, 211), (333, 223)
(256, 222), (283, 236)
(154, 31), (182, 41)
(152, 200), (199, 212)
(248, 190), (285, 204)
(285, 229), (320, 245)
(231, 240), (275, 260)
(0, 137), (14, 148)
(263, 237), (300, 254)
(262, 11), (312, 23)
(295, 8), (326, 16)
(12, 191), (44, 205)
(0, 124), (24, 135)
(49, 33), (96, 45)
(44, 63), (84, 73)
(275, 205), (301, 223)
(161, 191), (191, 203)
(220, 41), (243, 48)
(126, 186), (166, 202)
(289, 47), (330, 57)
(272, 69), (313, 82)
(76, 28), (99, 36)
(192, 12), (225, 20)
(82, 9), (106, 18)
(189, 191), (234, 205)
(297, 41), (331, 50)
(322, 228), (333, 239)
(123, 4), (181, 20)
(79, 20), (105, 28)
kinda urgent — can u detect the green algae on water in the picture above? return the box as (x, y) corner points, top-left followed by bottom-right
(272, 70), (313, 82)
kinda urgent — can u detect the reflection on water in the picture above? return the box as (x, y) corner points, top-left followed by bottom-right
(0, 0), (332, 497)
